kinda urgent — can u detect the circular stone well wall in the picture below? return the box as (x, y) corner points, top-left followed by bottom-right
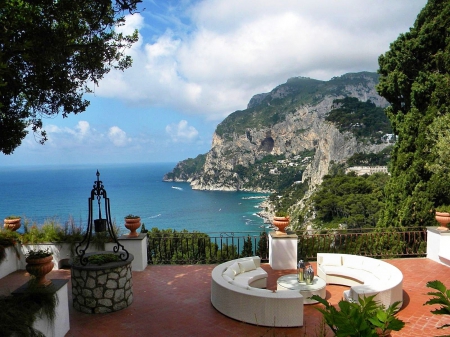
(71, 252), (134, 314)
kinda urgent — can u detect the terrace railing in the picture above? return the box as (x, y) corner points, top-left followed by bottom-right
(146, 227), (427, 265)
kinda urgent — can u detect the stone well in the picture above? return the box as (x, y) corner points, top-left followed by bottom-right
(71, 252), (134, 314)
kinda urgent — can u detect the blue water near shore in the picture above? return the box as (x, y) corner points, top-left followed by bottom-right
(0, 163), (268, 234)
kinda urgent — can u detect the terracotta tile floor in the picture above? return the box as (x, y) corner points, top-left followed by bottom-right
(2, 258), (450, 336)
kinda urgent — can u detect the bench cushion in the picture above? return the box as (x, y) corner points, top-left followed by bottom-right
(320, 266), (360, 281)
(320, 254), (342, 266)
(229, 262), (241, 275)
(342, 255), (365, 269)
(238, 259), (257, 273)
(223, 267), (236, 279)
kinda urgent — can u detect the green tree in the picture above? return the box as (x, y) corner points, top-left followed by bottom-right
(311, 172), (389, 229)
(0, 0), (141, 154)
(377, 0), (450, 228)
(240, 236), (253, 257)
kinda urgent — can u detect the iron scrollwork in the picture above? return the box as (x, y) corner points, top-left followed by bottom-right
(75, 170), (129, 265)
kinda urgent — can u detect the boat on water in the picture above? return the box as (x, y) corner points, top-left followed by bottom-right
(171, 186), (183, 191)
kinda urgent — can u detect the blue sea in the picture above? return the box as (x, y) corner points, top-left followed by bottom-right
(0, 163), (268, 235)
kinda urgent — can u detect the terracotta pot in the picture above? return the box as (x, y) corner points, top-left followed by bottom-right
(273, 216), (290, 234)
(124, 217), (141, 237)
(374, 327), (392, 337)
(4, 218), (21, 231)
(435, 212), (450, 230)
(26, 255), (54, 287)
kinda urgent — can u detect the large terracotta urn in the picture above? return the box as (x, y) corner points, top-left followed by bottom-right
(435, 212), (450, 230)
(4, 217), (21, 231)
(124, 216), (141, 237)
(26, 255), (54, 287)
(273, 216), (290, 234)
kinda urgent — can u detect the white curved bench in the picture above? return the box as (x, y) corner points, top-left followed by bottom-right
(211, 256), (304, 327)
(317, 253), (403, 309)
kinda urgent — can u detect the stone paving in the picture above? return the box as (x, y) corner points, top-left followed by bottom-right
(2, 258), (450, 336)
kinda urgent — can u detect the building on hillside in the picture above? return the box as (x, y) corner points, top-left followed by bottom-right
(345, 166), (389, 176)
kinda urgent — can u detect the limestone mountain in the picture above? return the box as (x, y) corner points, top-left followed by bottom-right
(163, 72), (391, 194)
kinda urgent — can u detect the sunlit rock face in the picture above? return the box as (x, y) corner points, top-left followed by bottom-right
(168, 72), (389, 192)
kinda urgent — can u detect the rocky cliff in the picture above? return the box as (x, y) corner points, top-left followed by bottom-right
(164, 72), (390, 193)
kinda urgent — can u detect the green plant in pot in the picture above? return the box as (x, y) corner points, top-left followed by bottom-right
(311, 294), (404, 337)
(124, 214), (141, 237)
(25, 248), (54, 287)
(435, 205), (450, 230)
(0, 229), (20, 263)
(4, 215), (21, 231)
(273, 210), (290, 234)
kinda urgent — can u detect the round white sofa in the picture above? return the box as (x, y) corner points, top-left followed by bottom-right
(211, 256), (304, 327)
(317, 253), (403, 309)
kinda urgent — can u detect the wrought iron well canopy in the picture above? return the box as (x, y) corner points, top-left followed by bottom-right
(75, 170), (129, 265)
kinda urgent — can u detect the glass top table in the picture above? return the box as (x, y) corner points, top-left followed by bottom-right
(277, 274), (326, 304)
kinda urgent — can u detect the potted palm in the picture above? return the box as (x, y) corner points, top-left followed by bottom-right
(25, 248), (54, 287)
(4, 215), (21, 231)
(124, 214), (141, 237)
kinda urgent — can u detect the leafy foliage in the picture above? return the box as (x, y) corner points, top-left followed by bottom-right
(146, 227), (237, 264)
(0, 283), (58, 337)
(0, 229), (21, 263)
(312, 294), (404, 337)
(26, 248), (52, 259)
(311, 172), (389, 229)
(377, 0), (450, 228)
(0, 0), (141, 154)
(240, 236), (253, 257)
(424, 280), (450, 330)
(233, 150), (313, 192)
(346, 146), (393, 166)
(164, 153), (207, 181)
(326, 97), (392, 143)
(87, 253), (120, 265)
(256, 232), (268, 259)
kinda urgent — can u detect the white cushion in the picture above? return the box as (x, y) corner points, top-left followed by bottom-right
(343, 255), (364, 269)
(229, 262), (241, 276)
(361, 258), (380, 272)
(321, 254), (342, 266)
(223, 275), (233, 283)
(377, 265), (392, 280)
(223, 267), (236, 279)
(238, 259), (257, 273)
(230, 279), (248, 289)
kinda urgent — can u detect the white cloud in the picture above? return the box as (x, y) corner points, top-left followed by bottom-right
(75, 121), (91, 139)
(165, 120), (199, 142)
(108, 126), (130, 147)
(94, 0), (427, 121)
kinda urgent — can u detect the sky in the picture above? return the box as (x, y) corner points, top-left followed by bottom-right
(0, 0), (428, 167)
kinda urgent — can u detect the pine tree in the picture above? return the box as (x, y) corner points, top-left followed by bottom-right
(377, 0), (450, 228)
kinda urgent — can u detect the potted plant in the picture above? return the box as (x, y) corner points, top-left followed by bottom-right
(25, 248), (54, 287)
(424, 280), (450, 331)
(311, 294), (404, 337)
(124, 214), (141, 237)
(369, 301), (405, 336)
(4, 215), (21, 231)
(273, 210), (290, 234)
(435, 205), (450, 230)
